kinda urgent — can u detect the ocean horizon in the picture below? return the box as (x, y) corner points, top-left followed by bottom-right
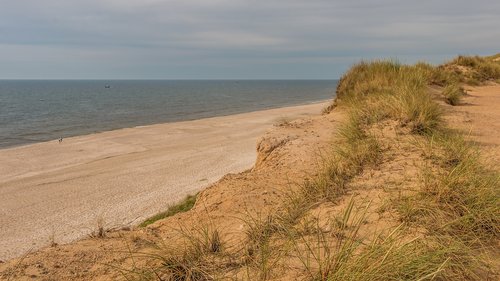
(0, 79), (337, 149)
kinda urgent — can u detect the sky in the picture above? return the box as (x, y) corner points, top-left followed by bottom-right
(0, 0), (499, 79)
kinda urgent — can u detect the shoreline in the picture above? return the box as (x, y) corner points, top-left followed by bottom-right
(0, 98), (331, 151)
(0, 101), (329, 261)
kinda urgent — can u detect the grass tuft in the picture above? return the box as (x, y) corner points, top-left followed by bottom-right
(443, 83), (466, 106)
(127, 225), (235, 280)
(89, 216), (107, 238)
(392, 79), (442, 134)
(140, 194), (198, 227)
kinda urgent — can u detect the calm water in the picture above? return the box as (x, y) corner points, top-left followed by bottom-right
(0, 80), (337, 149)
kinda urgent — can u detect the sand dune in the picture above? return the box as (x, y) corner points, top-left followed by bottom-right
(0, 101), (328, 261)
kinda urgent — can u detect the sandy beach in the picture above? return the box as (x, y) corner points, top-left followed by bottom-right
(0, 101), (328, 261)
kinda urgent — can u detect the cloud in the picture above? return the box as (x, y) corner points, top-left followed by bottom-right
(0, 0), (499, 78)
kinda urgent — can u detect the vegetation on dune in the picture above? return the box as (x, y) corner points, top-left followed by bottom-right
(442, 83), (466, 105)
(400, 131), (500, 242)
(486, 53), (500, 61)
(336, 60), (442, 133)
(125, 56), (499, 280)
(433, 54), (500, 86)
(139, 194), (198, 227)
(324, 59), (498, 280)
(452, 55), (500, 81)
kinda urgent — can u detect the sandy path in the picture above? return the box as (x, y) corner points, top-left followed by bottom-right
(0, 101), (328, 261)
(445, 84), (500, 164)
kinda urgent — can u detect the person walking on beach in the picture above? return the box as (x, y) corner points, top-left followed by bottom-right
(59, 137), (63, 143)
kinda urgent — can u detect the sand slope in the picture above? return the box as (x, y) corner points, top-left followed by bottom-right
(0, 102), (328, 261)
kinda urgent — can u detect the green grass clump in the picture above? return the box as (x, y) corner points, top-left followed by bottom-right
(336, 60), (442, 134)
(393, 70), (442, 134)
(336, 60), (401, 101)
(442, 83), (466, 105)
(140, 194), (198, 227)
(399, 132), (500, 243)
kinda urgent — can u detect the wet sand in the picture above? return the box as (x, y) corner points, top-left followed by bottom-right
(0, 101), (329, 261)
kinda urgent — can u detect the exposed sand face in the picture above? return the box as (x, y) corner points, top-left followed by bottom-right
(0, 102), (328, 261)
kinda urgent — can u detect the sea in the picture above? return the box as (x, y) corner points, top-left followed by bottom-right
(0, 80), (338, 149)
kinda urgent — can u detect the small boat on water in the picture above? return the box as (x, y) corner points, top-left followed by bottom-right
(105, 85), (111, 89)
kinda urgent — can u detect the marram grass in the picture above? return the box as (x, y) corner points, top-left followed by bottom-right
(126, 56), (499, 280)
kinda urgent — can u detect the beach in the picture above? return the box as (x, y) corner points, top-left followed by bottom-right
(0, 101), (329, 261)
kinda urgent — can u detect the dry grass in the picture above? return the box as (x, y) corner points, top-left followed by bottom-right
(122, 224), (237, 281)
(430, 67), (461, 87)
(442, 83), (466, 106)
(436, 55), (500, 86)
(89, 216), (108, 238)
(282, 199), (486, 281)
(129, 56), (499, 280)
(452, 55), (500, 81)
(321, 102), (336, 115)
(402, 132), (500, 242)
(242, 214), (288, 280)
(273, 117), (292, 127)
(156, 227), (229, 281)
(330, 59), (498, 278)
(337, 60), (442, 134)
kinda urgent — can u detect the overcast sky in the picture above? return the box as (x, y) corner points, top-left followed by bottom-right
(1, 0), (499, 79)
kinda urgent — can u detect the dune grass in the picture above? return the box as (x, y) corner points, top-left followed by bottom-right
(319, 59), (497, 279)
(430, 66), (461, 87)
(120, 223), (236, 280)
(452, 55), (500, 81)
(337, 60), (442, 134)
(139, 194), (198, 227)
(155, 226), (229, 280)
(442, 83), (466, 105)
(303, 58), (496, 279)
(130, 56), (499, 280)
(288, 204), (484, 281)
(434, 55), (500, 86)
(401, 132), (499, 242)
